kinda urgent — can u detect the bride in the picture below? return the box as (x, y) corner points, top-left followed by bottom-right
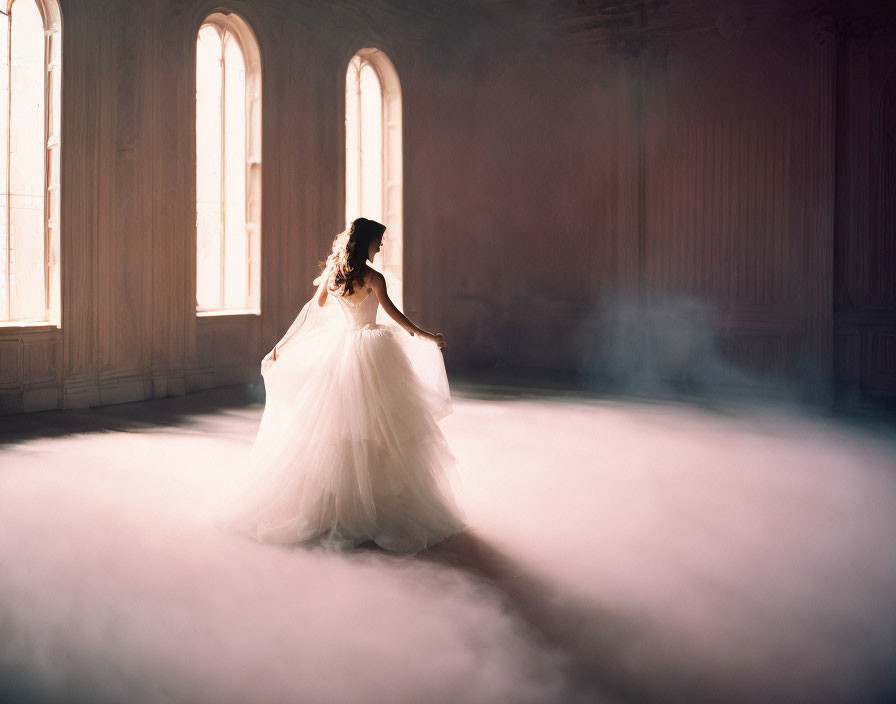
(224, 218), (466, 554)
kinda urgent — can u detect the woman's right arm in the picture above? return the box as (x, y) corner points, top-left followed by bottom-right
(315, 272), (330, 307)
(368, 271), (446, 348)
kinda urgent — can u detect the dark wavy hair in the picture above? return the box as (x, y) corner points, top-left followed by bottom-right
(317, 218), (386, 296)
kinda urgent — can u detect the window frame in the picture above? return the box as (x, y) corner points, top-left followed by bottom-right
(345, 47), (403, 308)
(194, 10), (261, 317)
(0, 0), (62, 327)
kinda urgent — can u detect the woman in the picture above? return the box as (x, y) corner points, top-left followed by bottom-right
(226, 218), (466, 554)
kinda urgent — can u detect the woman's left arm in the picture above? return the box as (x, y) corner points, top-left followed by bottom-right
(368, 270), (446, 348)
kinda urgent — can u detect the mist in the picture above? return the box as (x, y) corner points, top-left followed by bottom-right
(1, 393), (895, 703)
(576, 292), (833, 408)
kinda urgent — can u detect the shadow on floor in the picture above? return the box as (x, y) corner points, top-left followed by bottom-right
(3, 372), (894, 453)
(412, 531), (699, 704)
(0, 384), (264, 448)
(413, 530), (896, 704)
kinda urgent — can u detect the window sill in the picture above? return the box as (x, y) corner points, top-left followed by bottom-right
(196, 309), (261, 318)
(0, 321), (60, 333)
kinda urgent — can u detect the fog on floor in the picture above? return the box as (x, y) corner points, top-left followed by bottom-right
(1, 393), (895, 703)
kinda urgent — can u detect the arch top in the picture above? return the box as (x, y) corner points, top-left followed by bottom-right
(8, 0), (62, 30)
(200, 10), (260, 74)
(350, 47), (401, 98)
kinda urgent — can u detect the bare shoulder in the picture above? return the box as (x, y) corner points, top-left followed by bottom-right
(365, 268), (386, 290)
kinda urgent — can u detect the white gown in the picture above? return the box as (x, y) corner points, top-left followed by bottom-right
(224, 286), (466, 554)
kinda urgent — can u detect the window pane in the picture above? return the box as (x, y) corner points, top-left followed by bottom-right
(47, 32), (61, 321)
(0, 13), (9, 320)
(223, 33), (247, 310)
(359, 63), (383, 223)
(9, 0), (46, 321)
(345, 58), (360, 225)
(196, 24), (222, 310)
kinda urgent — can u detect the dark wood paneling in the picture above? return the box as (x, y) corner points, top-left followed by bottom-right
(834, 20), (896, 407)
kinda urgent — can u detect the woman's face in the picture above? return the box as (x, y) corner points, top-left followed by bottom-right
(368, 234), (383, 261)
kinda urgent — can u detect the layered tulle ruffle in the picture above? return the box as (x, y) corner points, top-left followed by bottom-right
(223, 303), (465, 554)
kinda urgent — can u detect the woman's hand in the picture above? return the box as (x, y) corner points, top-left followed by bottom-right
(431, 332), (446, 349)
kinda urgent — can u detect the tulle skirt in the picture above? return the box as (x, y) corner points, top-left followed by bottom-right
(223, 319), (466, 554)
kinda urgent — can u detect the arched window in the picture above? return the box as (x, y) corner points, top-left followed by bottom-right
(0, 0), (61, 324)
(345, 49), (402, 306)
(195, 12), (261, 314)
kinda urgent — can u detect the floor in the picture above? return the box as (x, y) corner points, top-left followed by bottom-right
(1, 386), (895, 703)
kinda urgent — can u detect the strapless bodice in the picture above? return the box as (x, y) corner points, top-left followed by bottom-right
(335, 291), (379, 329)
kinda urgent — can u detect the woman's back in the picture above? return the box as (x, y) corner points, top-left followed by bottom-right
(328, 270), (373, 305)
(334, 284), (379, 329)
